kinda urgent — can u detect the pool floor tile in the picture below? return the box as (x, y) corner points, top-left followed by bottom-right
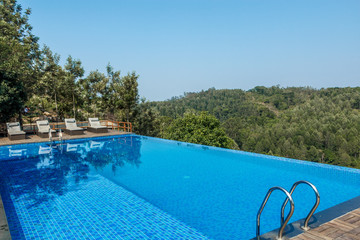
(1, 173), (209, 240)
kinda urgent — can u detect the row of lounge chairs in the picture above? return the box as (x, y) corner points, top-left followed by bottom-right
(6, 118), (108, 141)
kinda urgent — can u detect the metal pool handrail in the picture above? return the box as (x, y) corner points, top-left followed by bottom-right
(281, 180), (320, 231)
(257, 186), (295, 240)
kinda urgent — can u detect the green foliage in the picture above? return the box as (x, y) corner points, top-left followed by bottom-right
(119, 72), (139, 122)
(150, 88), (277, 122)
(0, 72), (26, 122)
(64, 55), (85, 118)
(133, 99), (159, 137)
(77, 66), (140, 122)
(0, 0), (40, 76)
(78, 70), (108, 118)
(161, 111), (239, 149)
(1, 0), (40, 122)
(105, 64), (122, 117)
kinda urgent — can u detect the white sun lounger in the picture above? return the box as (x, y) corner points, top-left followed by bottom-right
(6, 122), (26, 140)
(36, 120), (56, 138)
(64, 118), (84, 135)
(87, 118), (108, 133)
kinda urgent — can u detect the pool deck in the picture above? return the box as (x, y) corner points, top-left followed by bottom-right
(0, 130), (130, 240)
(290, 208), (360, 240)
(0, 195), (11, 240)
(0, 130), (130, 146)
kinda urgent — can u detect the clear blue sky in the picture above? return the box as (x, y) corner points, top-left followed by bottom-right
(18, 0), (360, 101)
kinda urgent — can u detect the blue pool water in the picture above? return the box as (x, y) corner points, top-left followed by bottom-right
(0, 135), (360, 239)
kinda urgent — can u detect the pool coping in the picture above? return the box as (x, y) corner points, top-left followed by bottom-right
(253, 194), (360, 240)
(0, 195), (11, 240)
(0, 130), (131, 147)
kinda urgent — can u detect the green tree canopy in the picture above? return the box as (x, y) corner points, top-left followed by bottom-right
(1, 0), (40, 122)
(120, 72), (139, 122)
(64, 55), (85, 118)
(161, 111), (239, 149)
(0, 72), (25, 122)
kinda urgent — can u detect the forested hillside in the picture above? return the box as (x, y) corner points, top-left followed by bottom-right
(150, 86), (360, 168)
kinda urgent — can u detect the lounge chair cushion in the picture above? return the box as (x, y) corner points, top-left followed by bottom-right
(91, 126), (107, 129)
(8, 131), (26, 136)
(38, 128), (56, 133)
(67, 127), (83, 131)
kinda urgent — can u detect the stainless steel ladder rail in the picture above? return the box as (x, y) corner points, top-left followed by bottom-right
(257, 186), (295, 240)
(281, 180), (320, 231)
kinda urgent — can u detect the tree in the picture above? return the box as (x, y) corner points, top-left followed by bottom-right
(64, 55), (84, 118)
(105, 63), (122, 118)
(133, 99), (159, 137)
(161, 111), (238, 149)
(0, 72), (26, 122)
(1, 0), (41, 122)
(119, 72), (139, 122)
(78, 70), (108, 117)
(35, 46), (65, 118)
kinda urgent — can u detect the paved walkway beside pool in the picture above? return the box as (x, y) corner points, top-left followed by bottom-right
(291, 208), (360, 240)
(0, 195), (11, 240)
(0, 130), (130, 146)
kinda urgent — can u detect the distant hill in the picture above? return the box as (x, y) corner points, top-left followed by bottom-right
(149, 86), (360, 168)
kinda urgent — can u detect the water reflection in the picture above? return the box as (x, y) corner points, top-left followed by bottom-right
(9, 149), (27, 157)
(90, 140), (104, 149)
(38, 146), (52, 155)
(0, 136), (142, 206)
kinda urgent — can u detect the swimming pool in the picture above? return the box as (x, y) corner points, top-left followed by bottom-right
(0, 135), (360, 239)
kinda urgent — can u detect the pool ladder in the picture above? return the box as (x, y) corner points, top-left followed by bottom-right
(256, 180), (320, 240)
